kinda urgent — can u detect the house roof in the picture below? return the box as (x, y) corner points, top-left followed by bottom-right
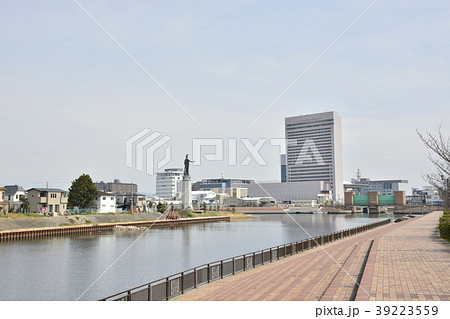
(27, 188), (67, 193)
(98, 192), (116, 196)
(4, 185), (25, 196)
(0, 187), (5, 191)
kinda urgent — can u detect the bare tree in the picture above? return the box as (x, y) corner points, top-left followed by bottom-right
(417, 128), (450, 209)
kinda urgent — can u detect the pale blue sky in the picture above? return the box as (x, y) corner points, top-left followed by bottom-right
(1, 0), (449, 193)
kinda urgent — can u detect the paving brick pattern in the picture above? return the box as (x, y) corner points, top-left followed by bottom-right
(175, 212), (449, 301)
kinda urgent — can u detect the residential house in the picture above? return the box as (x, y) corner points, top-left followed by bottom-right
(115, 193), (148, 212)
(0, 187), (8, 214)
(27, 188), (68, 215)
(4, 185), (26, 212)
(94, 192), (117, 213)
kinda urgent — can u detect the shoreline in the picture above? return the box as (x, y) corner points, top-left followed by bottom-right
(0, 216), (232, 241)
(0, 212), (250, 232)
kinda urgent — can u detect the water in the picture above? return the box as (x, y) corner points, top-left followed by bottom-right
(0, 214), (390, 300)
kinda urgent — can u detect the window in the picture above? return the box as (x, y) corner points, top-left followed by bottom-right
(40, 192), (45, 197)
(103, 197), (106, 200)
(49, 205), (53, 212)
(55, 204), (60, 212)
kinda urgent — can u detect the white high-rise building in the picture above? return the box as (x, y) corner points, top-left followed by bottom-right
(155, 168), (184, 199)
(285, 111), (344, 202)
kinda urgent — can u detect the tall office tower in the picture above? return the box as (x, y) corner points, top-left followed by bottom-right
(285, 111), (344, 202)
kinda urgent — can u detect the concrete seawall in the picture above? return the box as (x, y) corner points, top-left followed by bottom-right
(0, 216), (230, 242)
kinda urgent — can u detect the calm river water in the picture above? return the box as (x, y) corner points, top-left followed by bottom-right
(0, 214), (390, 301)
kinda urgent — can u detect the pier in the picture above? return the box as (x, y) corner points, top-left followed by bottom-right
(175, 211), (449, 301)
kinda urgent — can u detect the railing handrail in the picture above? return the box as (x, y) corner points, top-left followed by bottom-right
(100, 218), (390, 300)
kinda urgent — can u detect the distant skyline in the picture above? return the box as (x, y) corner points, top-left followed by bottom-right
(1, 1), (449, 194)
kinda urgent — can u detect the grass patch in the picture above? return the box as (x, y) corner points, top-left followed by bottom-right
(23, 213), (48, 218)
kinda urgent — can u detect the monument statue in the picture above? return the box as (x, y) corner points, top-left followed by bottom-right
(184, 154), (194, 176)
(182, 154), (194, 210)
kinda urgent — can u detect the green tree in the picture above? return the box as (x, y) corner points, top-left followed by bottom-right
(68, 174), (98, 208)
(19, 195), (29, 213)
(156, 202), (168, 213)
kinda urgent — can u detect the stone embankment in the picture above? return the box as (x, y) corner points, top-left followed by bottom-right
(0, 212), (162, 231)
(0, 215), (231, 241)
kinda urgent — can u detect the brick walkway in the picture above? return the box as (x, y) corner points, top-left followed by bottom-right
(175, 212), (449, 301)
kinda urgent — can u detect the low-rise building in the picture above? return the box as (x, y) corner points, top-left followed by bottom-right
(211, 187), (248, 199)
(349, 170), (408, 196)
(246, 181), (329, 203)
(0, 187), (8, 214)
(224, 196), (276, 207)
(115, 193), (148, 212)
(192, 190), (218, 207)
(192, 178), (255, 191)
(27, 188), (68, 215)
(155, 168), (184, 199)
(4, 185), (26, 212)
(94, 192), (117, 213)
(407, 186), (443, 205)
(95, 179), (138, 194)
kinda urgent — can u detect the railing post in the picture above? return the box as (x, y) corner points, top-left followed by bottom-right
(220, 261), (224, 278)
(181, 272), (184, 294)
(262, 250), (264, 265)
(207, 264), (210, 283)
(194, 268), (197, 288)
(253, 252), (256, 268)
(284, 244), (287, 257)
(243, 256), (246, 271)
(232, 258), (235, 274)
(165, 277), (169, 300)
(127, 290), (131, 301)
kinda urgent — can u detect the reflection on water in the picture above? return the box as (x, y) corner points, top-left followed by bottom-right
(0, 214), (390, 300)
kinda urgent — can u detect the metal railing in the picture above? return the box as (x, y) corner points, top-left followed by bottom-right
(100, 219), (390, 301)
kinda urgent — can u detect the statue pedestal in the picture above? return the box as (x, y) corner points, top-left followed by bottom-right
(181, 175), (193, 210)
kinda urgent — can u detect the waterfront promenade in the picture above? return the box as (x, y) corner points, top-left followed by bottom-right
(176, 211), (449, 301)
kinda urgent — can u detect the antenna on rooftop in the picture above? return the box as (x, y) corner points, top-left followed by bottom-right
(356, 169), (361, 182)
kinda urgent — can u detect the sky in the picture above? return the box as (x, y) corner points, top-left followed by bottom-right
(1, 0), (449, 194)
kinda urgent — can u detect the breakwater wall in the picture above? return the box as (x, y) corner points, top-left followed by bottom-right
(0, 216), (230, 242)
